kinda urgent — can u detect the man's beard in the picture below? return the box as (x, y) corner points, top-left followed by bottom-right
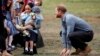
(56, 14), (62, 18)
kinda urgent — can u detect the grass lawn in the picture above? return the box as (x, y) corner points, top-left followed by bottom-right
(12, 0), (100, 56)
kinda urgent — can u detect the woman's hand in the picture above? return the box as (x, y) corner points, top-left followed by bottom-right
(16, 25), (22, 30)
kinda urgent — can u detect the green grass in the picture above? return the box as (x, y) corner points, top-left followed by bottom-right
(13, 0), (100, 56)
(43, 0), (100, 16)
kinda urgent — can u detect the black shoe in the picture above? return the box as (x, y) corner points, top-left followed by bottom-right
(23, 50), (29, 55)
(33, 46), (38, 54)
(7, 50), (12, 54)
(7, 46), (13, 51)
(7, 46), (13, 54)
(29, 51), (34, 55)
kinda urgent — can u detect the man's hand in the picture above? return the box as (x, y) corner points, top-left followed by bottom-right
(60, 49), (71, 56)
(60, 48), (67, 56)
(65, 49), (71, 56)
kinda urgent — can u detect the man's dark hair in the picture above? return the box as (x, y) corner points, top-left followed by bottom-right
(57, 5), (67, 13)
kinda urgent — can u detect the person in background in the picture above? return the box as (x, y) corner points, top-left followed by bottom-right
(23, 0), (43, 12)
(11, 0), (24, 20)
(0, 14), (12, 56)
(1, 0), (8, 14)
(4, 18), (18, 53)
(34, 0), (42, 6)
(55, 5), (94, 56)
(4, 0), (18, 53)
(5, 0), (12, 21)
(0, 0), (13, 56)
(10, 0), (25, 48)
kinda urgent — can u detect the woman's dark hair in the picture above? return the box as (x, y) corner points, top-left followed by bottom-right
(28, 3), (34, 8)
(19, 1), (24, 5)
